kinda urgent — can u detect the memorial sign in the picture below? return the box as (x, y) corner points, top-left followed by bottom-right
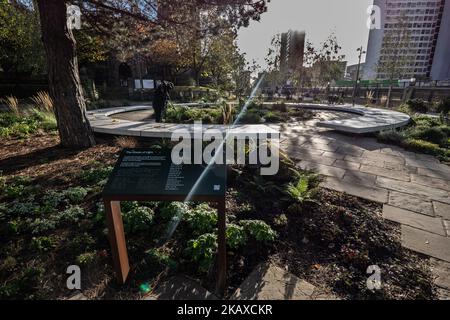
(103, 149), (226, 197)
(103, 148), (227, 293)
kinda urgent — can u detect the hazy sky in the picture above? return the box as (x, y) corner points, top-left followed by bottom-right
(237, 0), (373, 69)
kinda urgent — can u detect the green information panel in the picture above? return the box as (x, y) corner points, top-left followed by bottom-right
(103, 148), (226, 197)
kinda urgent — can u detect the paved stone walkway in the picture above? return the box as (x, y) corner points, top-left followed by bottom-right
(231, 263), (337, 300)
(275, 119), (450, 297)
(144, 276), (217, 300)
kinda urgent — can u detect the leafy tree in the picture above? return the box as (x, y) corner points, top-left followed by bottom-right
(31, 0), (269, 148)
(264, 32), (345, 88)
(0, 0), (45, 76)
(303, 34), (345, 87)
(264, 33), (283, 87)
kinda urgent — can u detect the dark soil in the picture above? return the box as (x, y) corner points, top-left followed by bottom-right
(0, 133), (436, 300)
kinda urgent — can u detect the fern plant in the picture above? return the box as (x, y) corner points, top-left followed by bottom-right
(285, 174), (318, 204)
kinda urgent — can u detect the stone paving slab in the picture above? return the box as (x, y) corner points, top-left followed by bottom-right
(231, 263), (337, 300)
(406, 157), (450, 174)
(299, 141), (341, 153)
(431, 258), (450, 290)
(68, 292), (88, 300)
(333, 159), (361, 171)
(382, 205), (445, 236)
(433, 202), (450, 220)
(342, 170), (377, 186)
(376, 176), (450, 204)
(321, 176), (389, 203)
(388, 191), (434, 216)
(323, 151), (345, 160)
(383, 162), (418, 174)
(437, 288), (450, 300)
(344, 155), (384, 167)
(417, 167), (450, 181)
(362, 151), (406, 165)
(411, 174), (450, 192)
(293, 153), (336, 166)
(360, 164), (410, 182)
(401, 225), (450, 262)
(144, 276), (217, 300)
(297, 161), (346, 179)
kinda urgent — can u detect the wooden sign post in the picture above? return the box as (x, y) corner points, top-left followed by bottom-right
(103, 148), (227, 293)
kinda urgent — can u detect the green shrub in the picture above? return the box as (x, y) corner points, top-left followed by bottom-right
(398, 103), (412, 115)
(272, 102), (287, 112)
(407, 98), (428, 113)
(5, 199), (39, 217)
(0, 266), (45, 299)
(240, 109), (263, 124)
(120, 201), (139, 213)
(80, 166), (113, 185)
(68, 232), (96, 252)
(413, 115), (441, 128)
(42, 188), (87, 215)
(0, 111), (56, 138)
(185, 203), (217, 235)
(76, 252), (97, 266)
(160, 202), (188, 221)
(1, 176), (33, 199)
(41, 190), (66, 210)
(409, 127), (447, 146)
(239, 220), (277, 242)
(29, 217), (57, 234)
(377, 130), (405, 145)
(64, 186), (89, 204)
(58, 205), (85, 224)
(123, 206), (154, 233)
(31, 109), (57, 131)
(146, 248), (177, 270)
(437, 125), (450, 136)
(436, 97), (450, 116)
(404, 139), (443, 156)
(30, 236), (56, 252)
(273, 214), (288, 227)
(225, 224), (247, 249)
(185, 233), (217, 273)
(264, 111), (285, 123)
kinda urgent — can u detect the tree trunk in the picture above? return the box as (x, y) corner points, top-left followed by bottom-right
(37, 0), (95, 148)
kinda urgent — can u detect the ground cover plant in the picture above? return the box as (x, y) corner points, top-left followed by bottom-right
(0, 93), (57, 139)
(378, 115), (450, 162)
(0, 131), (436, 300)
(164, 101), (314, 125)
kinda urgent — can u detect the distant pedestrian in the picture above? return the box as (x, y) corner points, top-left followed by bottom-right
(153, 81), (174, 123)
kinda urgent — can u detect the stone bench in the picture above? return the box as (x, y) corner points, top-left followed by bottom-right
(87, 103), (411, 137)
(283, 103), (411, 134)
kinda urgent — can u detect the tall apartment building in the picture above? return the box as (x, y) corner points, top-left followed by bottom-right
(364, 0), (450, 81)
(279, 30), (306, 74)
